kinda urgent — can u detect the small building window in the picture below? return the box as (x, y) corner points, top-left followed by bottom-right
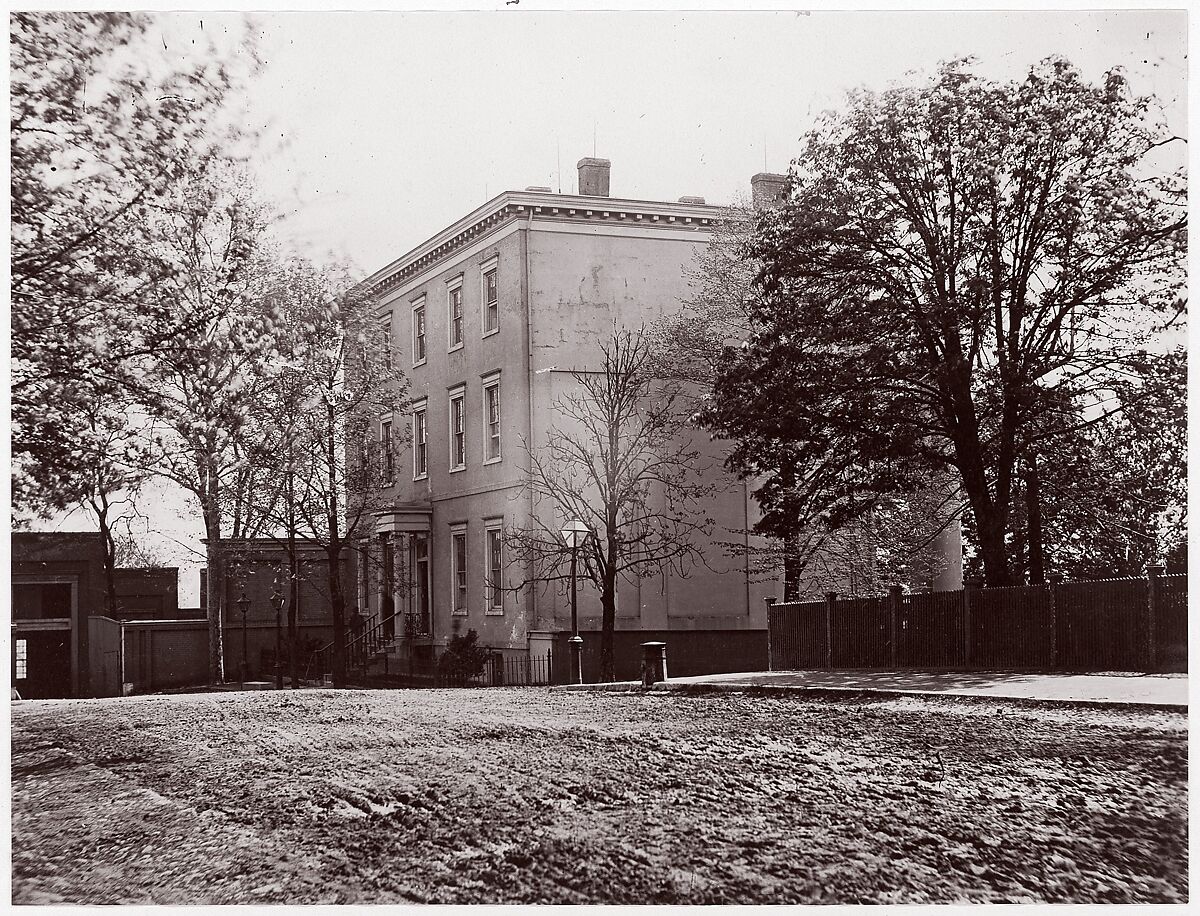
(483, 379), (501, 463)
(449, 390), (466, 470)
(412, 299), (426, 365)
(15, 638), (27, 680)
(448, 280), (464, 350)
(412, 406), (427, 479)
(451, 528), (468, 615)
(485, 524), (503, 614)
(482, 265), (499, 335)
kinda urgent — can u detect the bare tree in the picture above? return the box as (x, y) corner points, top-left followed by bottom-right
(508, 329), (714, 681)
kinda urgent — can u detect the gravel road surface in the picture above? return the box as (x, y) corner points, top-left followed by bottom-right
(10, 687), (1187, 904)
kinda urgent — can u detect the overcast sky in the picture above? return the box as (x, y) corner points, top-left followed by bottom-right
(159, 6), (1188, 274)
(27, 5), (1190, 602)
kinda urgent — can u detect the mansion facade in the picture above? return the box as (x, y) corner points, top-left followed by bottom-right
(351, 158), (962, 662)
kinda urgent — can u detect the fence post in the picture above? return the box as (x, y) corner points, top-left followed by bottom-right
(963, 578), (982, 668)
(824, 592), (837, 669)
(1145, 565), (1163, 671)
(764, 596), (777, 671)
(1047, 573), (1063, 669)
(888, 585), (902, 668)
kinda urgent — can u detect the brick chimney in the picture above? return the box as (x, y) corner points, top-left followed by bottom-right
(577, 158), (611, 197)
(751, 172), (788, 209)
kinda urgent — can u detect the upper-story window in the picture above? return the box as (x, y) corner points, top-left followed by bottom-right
(381, 417), (394, 483)
(447, 278), (464, 350)
(449, 387), (466, 471)
(411, 298), (427, 366)
(412, 403), (427, 480)
(481, 259), (499, 336)
(483, 375), (501, 463)
(380, 315), (393, 370)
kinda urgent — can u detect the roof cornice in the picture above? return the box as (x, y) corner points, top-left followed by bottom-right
(366, 191), (727, 300)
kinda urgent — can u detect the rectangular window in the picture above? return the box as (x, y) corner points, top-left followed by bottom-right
(483, 379), (501, 462)
(380, 316), (393, 369)
(412, 299), (426, 365)
(449, 391), (466, 470)
(412, 406), (427, 479)
(451, 528), (468, 615)
(483, 266), (499, 335)
(485, 524), (503, 614)
(15, 638), (27, 680)
(381, 419), (394, 481)
(448, 281), (464, 349)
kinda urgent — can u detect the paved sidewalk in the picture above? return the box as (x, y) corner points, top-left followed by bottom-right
(562, 669), (1189, 709)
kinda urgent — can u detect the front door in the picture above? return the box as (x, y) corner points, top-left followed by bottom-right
(414, 535), (430, 635)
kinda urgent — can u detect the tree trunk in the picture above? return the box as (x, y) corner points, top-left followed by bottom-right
(287, 549), (299, 688)
(326, 401), (347, 687)
(953, 440), (1013, 587)
(328, 544), (347, 687)
(972, 507), (1012, 587)
(286, 458), (299, 688)
(599, 561), (617, 682)
(203, 466), (226, 683)
(203, 507), (226, 684)
(783, 535), (802, 601)
(1025, 454), (1045, 584)
(92, 493), (119, 619)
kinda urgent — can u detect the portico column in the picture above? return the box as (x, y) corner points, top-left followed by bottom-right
(394, 533), (409, 631)
(356, 539), (369, 619)
(376, 533), (389, 620)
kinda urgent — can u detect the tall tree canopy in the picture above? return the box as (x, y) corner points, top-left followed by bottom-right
(703, 57), (1186, 586)
(10, 12), (255, 515)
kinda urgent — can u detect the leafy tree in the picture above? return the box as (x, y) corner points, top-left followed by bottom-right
(132, 167), (282, 683)
(508, 329), (714, 681)
(10, 12), (255, 516)
(1001, 346), (1186, 581)
(703, 57), (1186, 586)
(657, 212), (960, 598)
(247, 264), (408, 687)
(72, 400), (155, 619)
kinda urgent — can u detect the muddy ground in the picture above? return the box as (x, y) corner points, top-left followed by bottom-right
(10, 687), (1188, 904)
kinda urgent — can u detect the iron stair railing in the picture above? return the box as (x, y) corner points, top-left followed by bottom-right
(304, 610), (431, 683)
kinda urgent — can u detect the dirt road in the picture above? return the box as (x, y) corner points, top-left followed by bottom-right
(10, 687), (1188, 904)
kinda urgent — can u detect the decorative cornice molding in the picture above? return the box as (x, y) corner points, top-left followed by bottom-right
(366, 191), (725, 300)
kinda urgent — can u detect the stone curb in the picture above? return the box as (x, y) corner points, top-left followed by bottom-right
(554, 680), (1187, 712)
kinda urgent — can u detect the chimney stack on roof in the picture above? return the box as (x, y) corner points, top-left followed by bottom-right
(678, 195), (706, 205)
(577, 157), (611, 197)
(751, 172), (788, 209)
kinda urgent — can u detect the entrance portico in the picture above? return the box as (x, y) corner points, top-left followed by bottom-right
(368, 503), (433, 641)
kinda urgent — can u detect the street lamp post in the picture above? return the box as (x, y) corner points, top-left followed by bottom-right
(235, 591), (250, 685)
(271, 588), (285, 690)
(559, 519), (591, 685)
